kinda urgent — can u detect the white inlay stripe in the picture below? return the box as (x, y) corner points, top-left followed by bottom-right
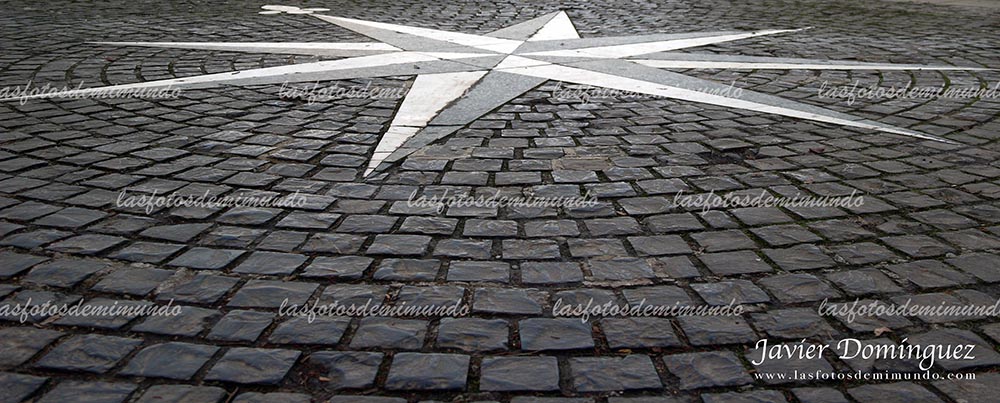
(633, 59), (993, 70)
(0, 52), (491, 102)
(523, 28), (808, 58)
(93, 42), (401, 56)
(502, 63), (954, 143)
(494, 55), (551, 70)
(318, 16), (522, 54)
(416, 52), (497, 60)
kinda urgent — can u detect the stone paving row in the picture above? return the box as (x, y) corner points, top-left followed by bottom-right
(0, 0), (999, 402)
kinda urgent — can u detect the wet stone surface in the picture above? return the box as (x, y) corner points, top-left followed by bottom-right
(0, 0), (999, 401)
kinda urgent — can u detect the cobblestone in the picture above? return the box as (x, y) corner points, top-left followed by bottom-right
(1, 1), (999, 400)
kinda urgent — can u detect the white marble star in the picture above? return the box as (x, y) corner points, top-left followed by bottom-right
(6, 6), (990, 177)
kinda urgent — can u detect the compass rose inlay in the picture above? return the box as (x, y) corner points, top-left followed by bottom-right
(6, 5), (989, 177)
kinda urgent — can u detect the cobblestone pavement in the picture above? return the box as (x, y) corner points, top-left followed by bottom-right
(1, 0), (999, 402)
